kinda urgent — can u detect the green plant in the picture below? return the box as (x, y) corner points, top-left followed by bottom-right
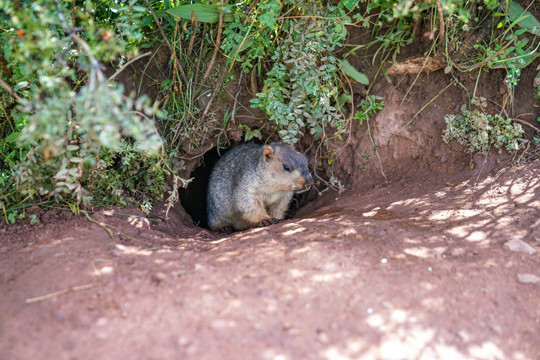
(442, 103), (526, 153)
(0, 0), (168, 220)
(238, 124), (262, 142)
(249, 3), (353, 144)
(354, 95), (385, 125)
(88, 141), (167, 213)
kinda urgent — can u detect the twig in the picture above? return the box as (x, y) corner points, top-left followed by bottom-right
(454, 36), (516, 71)
(201, 15), (257, 122)
(200, 62), (230, 123)
(25, 282), (101, 304)
(108, 51), (152, 82)
(186, 14), (198, 59)
(54, 0), (104, 89)
(143, 0), (188, 85)
(194, 25), (207, 87)
(436, 0), (445, 41)
(389, 80), (455, 146)
(0, 76), (21, 101)
(401, 46), (435, 106)
(83, 211), (114, 238)
(82, 210), (152, 246)
(171, 20), (183, 92)
(231, 72), (244, 123)
(512, 118), (540, 132)
(200, 0), (228, 90)
(366, 115), (387, 182)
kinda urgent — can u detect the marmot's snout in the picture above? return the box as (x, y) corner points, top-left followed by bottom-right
(295, 171), (313, 194)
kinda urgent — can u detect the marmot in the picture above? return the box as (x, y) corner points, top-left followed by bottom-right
(207, 143), (313, 231)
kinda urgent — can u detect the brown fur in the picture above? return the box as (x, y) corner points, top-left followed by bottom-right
(207, 143), (313, 231)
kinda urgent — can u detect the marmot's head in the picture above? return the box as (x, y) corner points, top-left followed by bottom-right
(262, 143), (313, 193)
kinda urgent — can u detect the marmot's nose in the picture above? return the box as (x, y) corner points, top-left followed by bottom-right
(302, 171), (313, 188)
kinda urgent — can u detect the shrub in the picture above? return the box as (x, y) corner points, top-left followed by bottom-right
(0, 0), (165, 215)
(443, 105), (526, 153)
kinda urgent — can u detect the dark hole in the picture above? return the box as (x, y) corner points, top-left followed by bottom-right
(178, 147), (222, 228)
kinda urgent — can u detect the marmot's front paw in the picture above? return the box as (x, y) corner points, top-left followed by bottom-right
(258, 218), (282, 227)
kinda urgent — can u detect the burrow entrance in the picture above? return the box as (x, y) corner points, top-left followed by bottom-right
(178, 144), (317, 230)
(179, 147), (221, 229)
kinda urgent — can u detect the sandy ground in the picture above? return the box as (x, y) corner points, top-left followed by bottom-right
(1, 160), (539, 360)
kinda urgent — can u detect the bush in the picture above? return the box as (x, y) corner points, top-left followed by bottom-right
(443, 103), (526, 153)
(0, 0), (165, 215)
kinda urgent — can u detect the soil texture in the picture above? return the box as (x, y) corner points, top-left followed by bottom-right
(1, 160), (539, 360)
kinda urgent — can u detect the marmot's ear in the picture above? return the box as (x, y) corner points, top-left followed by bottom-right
(263, 145), (274, 160)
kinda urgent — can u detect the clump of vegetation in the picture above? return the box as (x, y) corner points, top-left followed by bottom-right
(0, 0), (170, 218)
(443, 106), (526, 153)
(250, 3), (352, 144)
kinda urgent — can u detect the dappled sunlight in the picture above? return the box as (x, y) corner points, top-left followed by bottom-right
(4, 165), (537, 360)
(282, 227), (306, 236)
(312, 271), (345, 282)
(316, 302), (528, 360)
(92, 265), (114, 277)
(403, 246), (441, 258)
(288, 268), (306, 278)
(114, 243), (154, 256)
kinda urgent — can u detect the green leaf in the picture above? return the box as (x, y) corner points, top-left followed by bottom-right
(490, 51), (540, 69)
(259, 12), (275, 28)
(337, 59), (369, 85)
(507, 1), (540, 36)
(167, 4), (231, 23)
(5, 132), (19, 143)
(340, 0), (358, 11)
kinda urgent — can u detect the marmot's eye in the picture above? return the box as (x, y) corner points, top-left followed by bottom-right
(283, 164), (291, 172)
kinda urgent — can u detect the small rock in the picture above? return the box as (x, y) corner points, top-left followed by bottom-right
(178, 337), (190, 346)
(151, 271), (167, 284)
(503, 239), (536, 255)
(99, 266), (114, 275)
(210, 319), (230, 330)
(317, 330), (329, 344)
(194, 264), (204, 271)
(517, 273), (540, 284)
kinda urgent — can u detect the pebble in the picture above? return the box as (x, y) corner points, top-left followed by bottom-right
(517, 273), (540, 284)
(151, 271), (167, 284)
(503, 239), (536, 255)
(210, 319), (231, 330)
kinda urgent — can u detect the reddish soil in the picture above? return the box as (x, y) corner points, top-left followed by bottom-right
(1, 158), (539, 359)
